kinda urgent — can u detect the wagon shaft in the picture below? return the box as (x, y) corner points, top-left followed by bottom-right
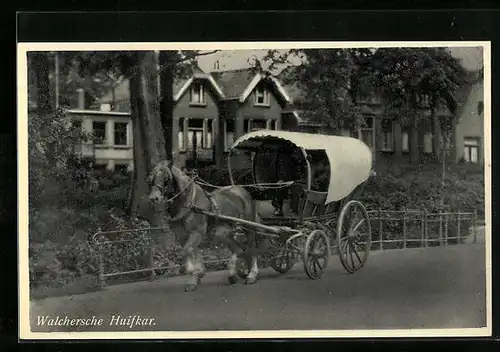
(191, 206), (300, 236)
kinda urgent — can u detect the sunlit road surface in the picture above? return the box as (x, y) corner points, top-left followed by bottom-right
(30, 244), (486, 332)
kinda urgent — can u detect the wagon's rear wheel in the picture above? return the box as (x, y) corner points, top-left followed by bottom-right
(303, 229), (329, 279)
(336, 200), (372, 273)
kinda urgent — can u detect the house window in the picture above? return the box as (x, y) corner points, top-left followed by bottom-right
(178, 118), (185, 151)
(358, 116), (374, 150)
(464, 138), (480, 163)
(423, 132), (433, 154)
(245, 119), (267, 133)
(224, 119), (235, 152)
(203, 119), (214, 149)
(380, 119), (394, 152)
(254, 83), (270, 106)
(178, 118), (214, 151)
(114, 122), (128, 146)
(190, 82), (205, 105)
(187, 119), (204, 150)
(402, 130), (409, 153)
(92, 121), (106, 144)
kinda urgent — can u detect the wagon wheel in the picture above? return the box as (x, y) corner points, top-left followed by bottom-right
(269, 242), (296, 274)
(336, 200), (372, 274)
(303, 229), (330, 279)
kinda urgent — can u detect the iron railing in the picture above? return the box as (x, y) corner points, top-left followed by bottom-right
(92, 210), (481, 288)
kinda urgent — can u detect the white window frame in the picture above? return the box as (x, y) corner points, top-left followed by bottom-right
(357, 116), (375, 150)
(245, 119), (267, 133)
(464, 137), (480, 163)
(380, 120), (394, 152)
(113, 122), (128, 146)
(254, 84), (270, 106)
(92, 121), (107, 145)
(423, 132), (433, 154)
(179, 118), (215, 152)
(401, 130), (410, 153)
(189, 82), (205, 105)
(223, 119), (235, 152)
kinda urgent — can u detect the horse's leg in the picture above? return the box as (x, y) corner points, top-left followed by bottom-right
(227, 251), (239, 285)
(244, 231), (260, 285)
(182, 230), (205, 292)
(214, 225), (240, 285)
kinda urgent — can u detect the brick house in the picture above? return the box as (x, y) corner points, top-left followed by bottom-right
(98, 67), (306, 169)
(279, 67), (485, 168)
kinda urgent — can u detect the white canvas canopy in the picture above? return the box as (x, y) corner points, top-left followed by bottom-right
(230, 130), (373, 204)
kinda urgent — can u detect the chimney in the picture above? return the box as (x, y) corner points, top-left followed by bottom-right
(76, 88), (85, 109)
(213, 60), (220, 71)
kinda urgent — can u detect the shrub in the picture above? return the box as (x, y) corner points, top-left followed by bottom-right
(29, 240), (99, 289)
(360, 164), (484, 217)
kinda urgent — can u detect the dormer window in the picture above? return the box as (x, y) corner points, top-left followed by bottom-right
(190, 81), (205, 105)
(254, 83), (270, 106)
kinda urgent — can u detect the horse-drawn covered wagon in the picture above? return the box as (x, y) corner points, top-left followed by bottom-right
(224, 130), (374, 279)
(108, 130), (375, 291)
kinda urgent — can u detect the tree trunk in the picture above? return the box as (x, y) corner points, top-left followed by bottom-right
(159, 51), (174, 160)
(31, 52), (52, 115)
(128, 51), (167, 221)
(408, 119), (419, 164)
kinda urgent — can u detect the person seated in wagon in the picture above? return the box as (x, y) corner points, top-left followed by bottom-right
(271, 146), (308, 216)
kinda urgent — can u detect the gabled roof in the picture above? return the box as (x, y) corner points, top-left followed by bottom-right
(210, 68), (291, 103)
(210, 68), (256, 100)
(277, 66), (305, 104)
(173, 73), (226, 102)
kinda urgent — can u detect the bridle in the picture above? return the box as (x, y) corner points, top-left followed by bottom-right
(151, 169), (199, 223)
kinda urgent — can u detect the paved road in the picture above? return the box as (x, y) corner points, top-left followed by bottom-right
(30, 244), (487, 332)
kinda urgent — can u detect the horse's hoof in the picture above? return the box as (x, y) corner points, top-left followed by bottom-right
(244, 277), (257, 285)
(228, 275), (238, 285)
(184, 284), (198, 292)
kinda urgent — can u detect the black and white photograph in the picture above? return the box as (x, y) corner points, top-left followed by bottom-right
(18, 42), (491, 339)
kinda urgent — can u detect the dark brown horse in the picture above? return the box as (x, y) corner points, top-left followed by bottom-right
(148, 160), (262, 292)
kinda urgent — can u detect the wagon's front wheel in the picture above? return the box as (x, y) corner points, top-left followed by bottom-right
(303, 229), (329, 279)
(336, 200), (372, 273)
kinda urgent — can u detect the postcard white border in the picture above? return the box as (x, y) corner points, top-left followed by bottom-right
(17, 41), (492, 340)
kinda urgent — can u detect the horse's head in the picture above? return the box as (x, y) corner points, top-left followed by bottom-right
(148, 159), (176, 205)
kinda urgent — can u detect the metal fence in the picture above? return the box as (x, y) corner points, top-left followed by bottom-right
(367, 210), (479, 251)
(92, 210), (481, 288)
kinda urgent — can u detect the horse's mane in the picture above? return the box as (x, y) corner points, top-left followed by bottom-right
(148, 160), (171, 184)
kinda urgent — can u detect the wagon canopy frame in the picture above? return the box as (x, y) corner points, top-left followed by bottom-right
(228, 130), (373, 204)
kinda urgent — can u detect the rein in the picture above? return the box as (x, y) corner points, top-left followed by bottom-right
(161, 175), (198, 223)
(157, 170), (300, 224)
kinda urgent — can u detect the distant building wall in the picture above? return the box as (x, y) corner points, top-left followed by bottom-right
(454, 82), (484, 165)
(68, 109), (133, 171)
